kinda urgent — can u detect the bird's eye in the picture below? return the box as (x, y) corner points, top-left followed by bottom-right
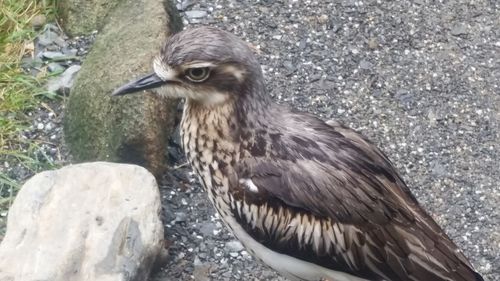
(185, 67), (210, 82)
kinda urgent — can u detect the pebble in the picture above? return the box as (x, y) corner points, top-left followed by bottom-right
(41, 51), (64, 60)
(198, 222), (216, 237)
(359, 59), (373, 70)
(367, 37), (379, 49)
(229, 252), (239, 258)
(318, 14), (329, 24)
(37, 30), (60, 46)
(450, 23), (467, 36)
(225, 241), (244, 252)
(185, 10), (208, 19)
(31, 15), (46, 30)
(178, 0), (195, 11)
(62, 47), (78, 56)
(47, 65), (81, 95)
(174, 212), (187, 223)
(45, 122), (54, 131)
(47, 62), (65, 73)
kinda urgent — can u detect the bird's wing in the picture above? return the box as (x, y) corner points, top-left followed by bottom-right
(231, 117), (482, 281)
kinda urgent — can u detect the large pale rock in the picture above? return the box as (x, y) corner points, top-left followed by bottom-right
(63, 0), (182, 177)
(0, 162), (165, 281)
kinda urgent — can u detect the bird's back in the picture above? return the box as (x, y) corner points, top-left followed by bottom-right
(229, 105), (484, 281)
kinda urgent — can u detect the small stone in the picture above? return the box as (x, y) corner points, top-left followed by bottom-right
(36, 123), (44, 130)
(37, 30), (59, 46)
(283, 60), (297, 76)
(44, 23), (59, 32)
(0, 163), (165, 281)
(431, 162), (446, 177)
(54, 37), (67, 48)
(229, 252), (239, 258)
(225, 240), (244, 252)
(174, 212), (187, 223)
(47, 62), (65, 73)
(180, 0), (195, 11)
(318, 14), (329, 24)
(298, 39), (307, 50)
(62, 48), (78, 56)
(367, 38), (378, 49)
(41, 51), (64, 60)
(31, 14), (46, 30)
(21, 57), (43, 71)
(45, 122), (54, 131)
(359, 59), (373, 70)
(428, 111), (437, 126)
(199, 222), (216, 237)
(193, 256), (211, 281)
(450, 23), (467, 36)
(47, 65), (81, 95)
(185, 10), (208, 19)
(395, 89), (414, 104)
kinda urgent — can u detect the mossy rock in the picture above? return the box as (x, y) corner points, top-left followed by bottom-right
(58, 0), (122, 36)
(63, 0), (182, 177)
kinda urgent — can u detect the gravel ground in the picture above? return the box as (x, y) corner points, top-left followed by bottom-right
(153, 0), (499, 280)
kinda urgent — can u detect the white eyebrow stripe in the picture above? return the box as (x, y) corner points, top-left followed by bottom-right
(153, 57), (180, 81)
(183, 61), (217, 69)
(220, 64), (246, 82)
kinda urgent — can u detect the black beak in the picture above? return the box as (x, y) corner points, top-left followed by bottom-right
(112, 73), (165, 96)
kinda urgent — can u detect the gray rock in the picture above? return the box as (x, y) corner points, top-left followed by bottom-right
(367, 37), (379, 49)
(0, 162), (165, 281)
(359, 59), (373, 70)
(21, 57), (43, 69)
(47, 65), (81, 94)
(431, 162), (446, 177)
(53, 36), (68, 48)
(47, 62), (65, 73)
(173, 212), (188, 223)
(193, 256), (211, 281)
(185, 10), (208, 19)
(38, 29), (59, 46)
(31, 14), (46, 29)
(62, 47), (78, 56)
(225, 240), (244, 252)
(41, 51), (64, 60)
(451, 23), (467, 36)
(198, 222), (217, 237)
(63, 0), (182, 177)
(179, 0), (195, 11)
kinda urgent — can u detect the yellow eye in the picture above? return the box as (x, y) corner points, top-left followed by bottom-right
(186, 67), (210, 82)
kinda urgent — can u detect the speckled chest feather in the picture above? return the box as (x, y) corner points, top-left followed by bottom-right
(179, 100), (239, 211)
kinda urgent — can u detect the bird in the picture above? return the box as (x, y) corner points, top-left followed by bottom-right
(112, 26), (484, 281)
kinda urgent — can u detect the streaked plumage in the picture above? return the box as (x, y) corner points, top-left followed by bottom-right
(113, 26), (484, 281)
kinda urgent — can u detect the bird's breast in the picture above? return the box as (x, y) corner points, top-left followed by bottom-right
(179, 107), (240, 209)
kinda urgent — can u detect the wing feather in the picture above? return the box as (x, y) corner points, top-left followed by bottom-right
(232, 114), (482, 281)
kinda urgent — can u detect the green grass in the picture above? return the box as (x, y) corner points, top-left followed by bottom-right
(0, 0), (59, 228)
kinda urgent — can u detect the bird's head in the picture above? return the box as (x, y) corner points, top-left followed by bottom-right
(112, 26), (264, 106)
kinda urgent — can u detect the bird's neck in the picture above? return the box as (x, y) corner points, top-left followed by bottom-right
(180, 77), (275, 140)
(180, 99), (239, 175)
(181, 99), (238, 142)
(179, 93), (276, 168)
